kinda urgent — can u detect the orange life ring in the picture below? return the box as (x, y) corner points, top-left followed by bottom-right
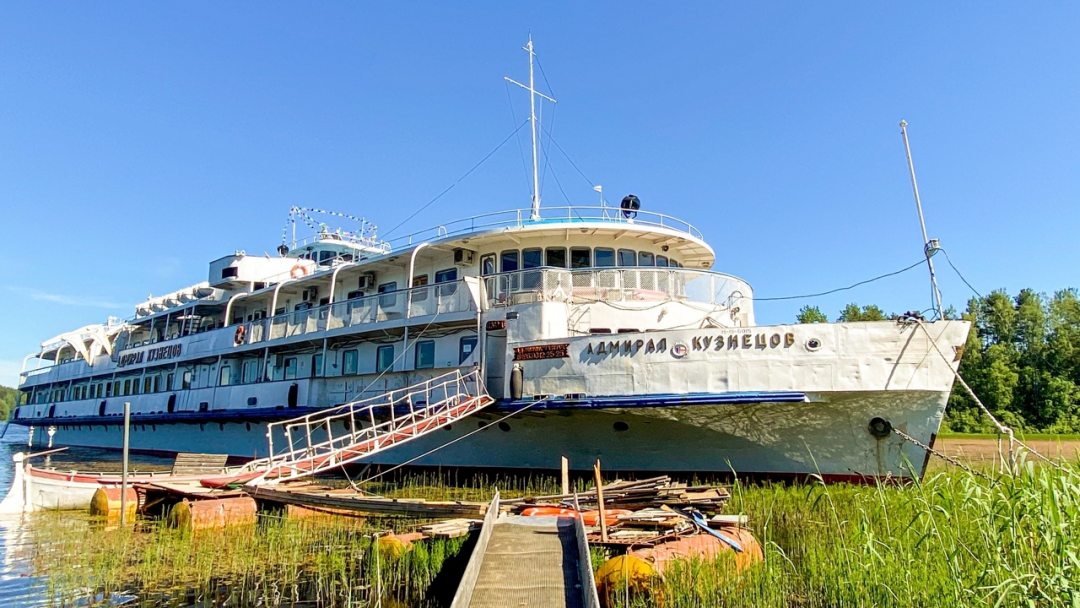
(234, 325), (246, 346)
(290, 263), (308, 279)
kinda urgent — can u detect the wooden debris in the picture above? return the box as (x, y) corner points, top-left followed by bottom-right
(419, 518), (483, 538)
(245, 484), (486, 517)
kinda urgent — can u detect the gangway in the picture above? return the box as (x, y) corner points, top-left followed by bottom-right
(452, 492), (601, 608)
(243, 369), (492, 484)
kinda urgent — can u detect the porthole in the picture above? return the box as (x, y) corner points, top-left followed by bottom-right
(613, 421), (630, 432)
(498, 421), (511, 432)
(806, 338), (822, 351)
(444, 424), (453, 431)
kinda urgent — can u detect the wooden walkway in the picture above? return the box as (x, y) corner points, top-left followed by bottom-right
(452, 493), (600, 608)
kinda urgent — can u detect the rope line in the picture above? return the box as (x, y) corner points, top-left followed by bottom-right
(892, 427), (994, 482)
(383, 118), (529, 238)
(754, 258), (926, 302)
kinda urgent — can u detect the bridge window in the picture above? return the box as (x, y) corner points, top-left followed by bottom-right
(545, 247), (567, 268)
(480, 254), (496, 275)
(500, 250), (520, 273)
(638, 251), (655, 267)
(415, 340), (435, 369)
(656, 255), (669, 268)
(618, 249), (636, 266)
(594, 248), (615, 267)
(571, 247), (591, 269)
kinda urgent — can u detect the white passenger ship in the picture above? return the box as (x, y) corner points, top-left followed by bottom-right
(10, 40), (969, 481)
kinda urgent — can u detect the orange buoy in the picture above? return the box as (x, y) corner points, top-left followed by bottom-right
(582, 509), (632, 527)
(521, 506), (578, 518)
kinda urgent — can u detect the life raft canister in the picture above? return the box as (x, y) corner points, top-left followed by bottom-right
(290, 263), (309, 279)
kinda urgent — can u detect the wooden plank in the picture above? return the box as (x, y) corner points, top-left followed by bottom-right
(171, 452), (229, 475)
(246, 486), (485, 517)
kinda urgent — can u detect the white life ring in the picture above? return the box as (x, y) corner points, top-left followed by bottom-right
(290, 263), (309, 279)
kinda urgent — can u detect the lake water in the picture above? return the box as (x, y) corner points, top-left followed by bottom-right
(0, 424), (173, 607)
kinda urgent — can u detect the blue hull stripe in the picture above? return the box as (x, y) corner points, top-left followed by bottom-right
(11, 391), (807, 426)
(494, 391), (808, 411)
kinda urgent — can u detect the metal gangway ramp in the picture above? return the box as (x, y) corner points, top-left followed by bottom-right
(452, 492), (601, 608)
(245, 369), (492, 484)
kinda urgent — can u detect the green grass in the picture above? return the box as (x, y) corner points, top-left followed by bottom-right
(26, 461), (1080, 607)
(937, 431), (1080, 441)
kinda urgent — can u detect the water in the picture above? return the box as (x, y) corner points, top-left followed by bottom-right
(0, 424), (172, 607)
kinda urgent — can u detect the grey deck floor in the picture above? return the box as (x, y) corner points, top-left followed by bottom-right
(466, 516), (585, 608)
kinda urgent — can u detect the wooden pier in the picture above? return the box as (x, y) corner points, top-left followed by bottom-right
(451, 492), (600, 608)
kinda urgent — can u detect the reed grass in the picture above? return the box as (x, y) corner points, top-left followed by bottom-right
(25, 457), (1079, 607)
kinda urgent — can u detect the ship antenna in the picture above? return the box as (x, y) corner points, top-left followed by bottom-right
(899, 119), (944, 319)
(505, 35), (556, 220)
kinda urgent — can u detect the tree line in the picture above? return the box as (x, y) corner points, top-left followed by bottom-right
(798, 287), (1080, 434)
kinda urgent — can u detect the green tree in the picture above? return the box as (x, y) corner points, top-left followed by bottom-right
(0, 385), (16, 421)
(837, 303), (887, 322)
(796, 305), (828, 324)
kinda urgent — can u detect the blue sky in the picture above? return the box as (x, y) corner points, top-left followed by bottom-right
(2, 3), (1078, 388)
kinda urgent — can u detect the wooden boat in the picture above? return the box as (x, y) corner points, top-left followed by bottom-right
(0, 449), (239, 513)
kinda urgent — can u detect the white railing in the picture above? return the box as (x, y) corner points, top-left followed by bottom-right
(483, 267), (752, 309)
(237, 279), (476, 346)
(384, 205), (704, 249)
(249, 369), (488, 482)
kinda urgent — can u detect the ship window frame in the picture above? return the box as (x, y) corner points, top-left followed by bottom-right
(181, 371), (192, 390)
(459, 335), (478, 364)
(499, 250), (520, 273)
(594, 247), (616, 267)
(545, 247), (568, 268)
(412, 274), (430, 302)
(283, 357), (298, 380)
(219, 364), (233, 386)
(570, 247), (591, 269)
(617, 249), (637, 266)
(378, 281), (398, 309)
(656, 255), (669, 267)
(638, 251), (655, 267)
(342, 349), (359, 376)
(242, 360), (258, 384)
(434, 268), (458, 283)
(311, 353), (323, 378)
(376, 344), (394, 373)
(414, 340), (436, 370)
(480, 254), (496, 276)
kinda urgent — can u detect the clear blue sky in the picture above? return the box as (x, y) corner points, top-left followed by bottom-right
(2, 3), (1078, 387)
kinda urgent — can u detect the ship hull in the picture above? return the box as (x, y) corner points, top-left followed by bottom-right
(22, 388), (946, 481)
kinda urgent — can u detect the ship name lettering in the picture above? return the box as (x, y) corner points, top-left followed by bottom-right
(588, 338), (665, 356)
(683, 332), (797, 352)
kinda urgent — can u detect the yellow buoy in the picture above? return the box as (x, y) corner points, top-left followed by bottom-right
(89, 487), (137, 521)
(595, 554), (656, 604)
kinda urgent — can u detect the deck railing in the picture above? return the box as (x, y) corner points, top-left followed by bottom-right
(482, 267), (751, 309)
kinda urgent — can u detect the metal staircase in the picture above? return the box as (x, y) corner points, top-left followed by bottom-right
(245, 369), (492, 485)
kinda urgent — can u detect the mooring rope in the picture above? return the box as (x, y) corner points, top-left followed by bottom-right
(891, 427), (995, 482)
(914, 320), (1077, 478)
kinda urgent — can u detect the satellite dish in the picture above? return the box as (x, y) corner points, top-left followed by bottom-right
(620, 194), (640, 219)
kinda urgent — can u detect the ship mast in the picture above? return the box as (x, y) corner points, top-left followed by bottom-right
(505, 36), (556, 220)
(899, 120), (944, 319)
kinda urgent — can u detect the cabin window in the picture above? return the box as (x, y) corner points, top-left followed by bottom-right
(242, 360), (258, 384)
(522, 248), (543, 289)
(545, 247), (568, 268)
(638, 251), (655, 266)
(376, 345), (394, 373)
(412, 274), (429, 302)
(480, 254), (496, 276)
(181, 371), (192, 390)
(378, 282), (398, 309)
(435, 268), (458, 297)
(570, 247), (591, 269)
(283, 357), (298, 380)
(319, 250), (336, 266)
(656, 255), (669, 268)
(594, 248), (616, 267)
(342, 349), (359, 375)
(311, 354), (323, 378)
(220, 365), (233, 386)
(414, 340), (435, 369)
(166, 373), (175, 391)
(459, 336), (478, 364)
(617, 249), (637, 266)
(346, 289), (364, 300)
(500, 250), (520, 273)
